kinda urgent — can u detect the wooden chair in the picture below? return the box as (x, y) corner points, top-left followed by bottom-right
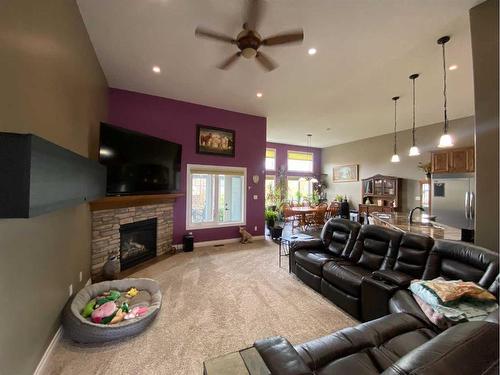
(306, 203), (328, 229)
(283, 204), (300, 232)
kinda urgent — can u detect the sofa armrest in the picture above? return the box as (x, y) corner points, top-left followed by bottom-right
(361, 276), (400, 322)
(289, 239), (324, 252)
(289, 239), (324, 274)
(254, 336), (313, 375)
(372, 270), (414, 288)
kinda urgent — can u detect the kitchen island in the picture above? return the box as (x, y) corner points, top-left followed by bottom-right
(370, 212), (461, 240)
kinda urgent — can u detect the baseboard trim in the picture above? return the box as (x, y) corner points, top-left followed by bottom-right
(34, 325), (63, 375)
(173, 235), (266, 250)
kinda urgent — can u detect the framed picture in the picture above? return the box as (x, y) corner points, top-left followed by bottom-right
(196, 125), (235, 157)
(332, 164), (359, 182)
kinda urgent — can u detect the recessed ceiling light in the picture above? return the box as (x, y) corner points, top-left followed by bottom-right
(152, 66), (161, 73)
(308, 48), (317, 55)
(256, 92), (263, 98)
(449, 65), (458, 71)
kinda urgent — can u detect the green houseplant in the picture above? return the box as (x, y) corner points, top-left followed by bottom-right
(265, 209), (278, 229)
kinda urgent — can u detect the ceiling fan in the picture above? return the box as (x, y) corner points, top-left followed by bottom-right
(195, 0), (304, 72)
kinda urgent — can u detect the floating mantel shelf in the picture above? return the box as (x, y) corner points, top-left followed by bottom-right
(89, 193), (184, 211)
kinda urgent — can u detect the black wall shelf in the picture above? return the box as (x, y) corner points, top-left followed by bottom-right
(0, 132), (106, 218)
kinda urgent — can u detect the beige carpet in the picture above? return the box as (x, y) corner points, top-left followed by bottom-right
(44, 240), (355, 375)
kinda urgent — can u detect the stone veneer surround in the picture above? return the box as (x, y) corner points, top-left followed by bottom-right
(91, 203), (173, 278)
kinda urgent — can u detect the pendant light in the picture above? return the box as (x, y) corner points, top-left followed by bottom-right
(304, 134), (318, 183)
(408, 73), (421, 156)
(391, 96), (401, 163)
(437, 36), (454, 148)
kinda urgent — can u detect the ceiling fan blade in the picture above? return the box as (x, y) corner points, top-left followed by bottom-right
(255, 51), (278, 72)
(218, 52), (241, 70)
(244, 0), (264, 31)
(262, 29), (304, 46)
(195, 27), (236, 44)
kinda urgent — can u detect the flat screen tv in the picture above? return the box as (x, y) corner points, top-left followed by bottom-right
(99, 123), (182, 196)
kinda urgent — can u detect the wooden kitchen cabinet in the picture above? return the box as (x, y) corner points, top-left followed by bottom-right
(431, 146), (474, 173)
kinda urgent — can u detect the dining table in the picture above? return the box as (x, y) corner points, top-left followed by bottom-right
(288, 206), (329, 229)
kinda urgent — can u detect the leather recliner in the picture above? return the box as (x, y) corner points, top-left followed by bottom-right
(320, 225), (403, 318)
(254, 312), (499, 375)
(389, 239), (499, 321)
(289, 218), (361, 292)
(361, 232), (435, 321)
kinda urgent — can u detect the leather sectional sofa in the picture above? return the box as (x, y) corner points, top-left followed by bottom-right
(290, 218), (499, 321)
(254, 312), (499, 374)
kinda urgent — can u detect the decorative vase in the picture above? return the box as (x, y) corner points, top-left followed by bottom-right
(103, 255), (120, 280)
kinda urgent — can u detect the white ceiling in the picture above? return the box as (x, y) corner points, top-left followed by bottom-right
(77, 0), (481, 147)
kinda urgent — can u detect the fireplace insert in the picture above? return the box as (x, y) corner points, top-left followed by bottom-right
(119, 218), (157, 270)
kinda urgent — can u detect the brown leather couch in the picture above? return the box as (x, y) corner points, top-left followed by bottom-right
(389, 239), (499, 324)
(291, 220), (498, 322)
(254, 312), (499, 374)
(290, 218), (361, 292)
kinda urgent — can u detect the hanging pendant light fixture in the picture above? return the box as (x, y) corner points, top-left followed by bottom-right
(409, 73), (420, 156)
(304, 134), (318, 183)
(391, 96), (401, 163)
(437, 36), (454, 148)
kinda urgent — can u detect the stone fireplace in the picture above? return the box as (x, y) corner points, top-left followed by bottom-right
(90, 201), (175, 279)
(119, 218), (157, 270)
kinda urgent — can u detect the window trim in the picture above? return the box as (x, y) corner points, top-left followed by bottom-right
(287, 150), (314, 173)
(265, 147), (277, 171)
(186, 164), (247, 230)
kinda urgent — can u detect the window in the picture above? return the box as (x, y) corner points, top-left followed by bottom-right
(265, 148), (276, 171)
(265, 175), (276, 206)
(187, 165), (246, 229)
(287, 151), (313, 172)
(287, 177), (313, 201)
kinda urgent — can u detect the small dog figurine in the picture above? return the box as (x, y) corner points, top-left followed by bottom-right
(239, 227), (253, 244)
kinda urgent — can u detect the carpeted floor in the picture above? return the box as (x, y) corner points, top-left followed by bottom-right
(44, 239), (355, 375)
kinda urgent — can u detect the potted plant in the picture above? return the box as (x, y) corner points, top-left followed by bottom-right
(265, 209), (278, 229)
(335, 194), (344, 202)
(265, 209), (283, 240)
(418, 162), (432, 179)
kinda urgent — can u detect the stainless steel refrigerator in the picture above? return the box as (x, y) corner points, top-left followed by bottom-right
(431, 173), (475, 230)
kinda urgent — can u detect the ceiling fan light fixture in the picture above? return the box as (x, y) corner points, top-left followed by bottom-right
(241, 47), (257, 58)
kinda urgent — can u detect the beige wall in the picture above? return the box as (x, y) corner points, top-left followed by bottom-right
(0, 1), (107, 374)
(322, 117), (474, 211)
(470, 0), (499, 252)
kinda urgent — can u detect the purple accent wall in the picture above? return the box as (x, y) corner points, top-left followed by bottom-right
(266, 141), (322, 179)
(108, 88), (267, 244)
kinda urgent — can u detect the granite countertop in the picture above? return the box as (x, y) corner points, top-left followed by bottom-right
(370, 212), (461, 240)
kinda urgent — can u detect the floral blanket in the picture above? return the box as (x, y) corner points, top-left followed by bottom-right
(409, 278), (498, 326)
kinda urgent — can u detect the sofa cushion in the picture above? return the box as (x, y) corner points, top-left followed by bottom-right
(348, 225), (403, 271)
(320, 218), (361, 257)
(423, 240), (499, 288)
(322, 261), (371, 297)
(295, 250), (339, 276)
(316, 352), (379, 375)
(294, 313), (433, 373)
(393, 232), (434, 278)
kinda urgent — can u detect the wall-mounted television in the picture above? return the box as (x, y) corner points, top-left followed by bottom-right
(99, 123), (182, 196)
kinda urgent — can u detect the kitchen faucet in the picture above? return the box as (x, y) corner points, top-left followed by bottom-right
(408, 206), (425, 224)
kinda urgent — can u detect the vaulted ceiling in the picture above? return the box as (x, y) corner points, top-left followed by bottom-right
(78, 0), (481, 147)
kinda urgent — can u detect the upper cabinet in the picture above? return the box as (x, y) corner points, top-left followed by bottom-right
(431, 146), (474, 174)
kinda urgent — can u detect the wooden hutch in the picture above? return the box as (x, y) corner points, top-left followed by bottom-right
(359, 174), (402, 215)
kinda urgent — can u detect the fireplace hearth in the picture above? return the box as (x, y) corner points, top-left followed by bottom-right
(119, 218), (157, 270)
